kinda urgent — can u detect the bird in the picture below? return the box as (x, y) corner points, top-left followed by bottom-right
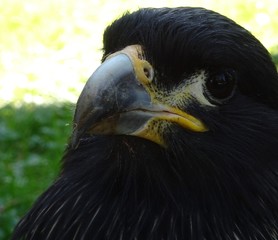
(12, 7), (278, 240)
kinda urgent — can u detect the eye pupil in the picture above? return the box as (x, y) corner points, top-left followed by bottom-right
(205, 70), (236, 101)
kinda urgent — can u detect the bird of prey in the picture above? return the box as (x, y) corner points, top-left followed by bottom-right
(12, 7), (278, 240)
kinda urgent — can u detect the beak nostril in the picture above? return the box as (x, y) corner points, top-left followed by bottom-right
(143, 66), (154, 81)
(144, 68), (150, 78)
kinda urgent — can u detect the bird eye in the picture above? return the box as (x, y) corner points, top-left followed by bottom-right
(204, 69), (237, 103)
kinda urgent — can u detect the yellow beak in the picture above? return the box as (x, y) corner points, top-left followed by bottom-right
(72, 45), (207, 147)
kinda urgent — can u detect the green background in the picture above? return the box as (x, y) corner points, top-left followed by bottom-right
(1, 0), (277, 238)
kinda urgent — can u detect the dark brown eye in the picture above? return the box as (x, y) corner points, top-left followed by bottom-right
(205, 69), (237, 103)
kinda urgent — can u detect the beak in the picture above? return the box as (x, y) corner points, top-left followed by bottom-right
(72, 45), (207, 148)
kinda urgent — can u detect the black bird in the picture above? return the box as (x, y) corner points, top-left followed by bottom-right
(12, 7), (278, 240)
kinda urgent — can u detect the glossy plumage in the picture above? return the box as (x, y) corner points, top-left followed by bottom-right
(12, 7), (278, 240)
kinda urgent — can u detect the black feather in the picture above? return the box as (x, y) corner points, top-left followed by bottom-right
(12, 7), (278, 240)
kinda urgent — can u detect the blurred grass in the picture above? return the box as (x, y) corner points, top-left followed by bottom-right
(0, 0), (278, 238)
(0, 103), (73, 238)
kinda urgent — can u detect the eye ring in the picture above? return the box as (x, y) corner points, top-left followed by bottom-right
(204, 69), (237, 104)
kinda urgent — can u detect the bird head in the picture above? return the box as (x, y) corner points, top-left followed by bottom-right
(69, 8), (278, 188)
